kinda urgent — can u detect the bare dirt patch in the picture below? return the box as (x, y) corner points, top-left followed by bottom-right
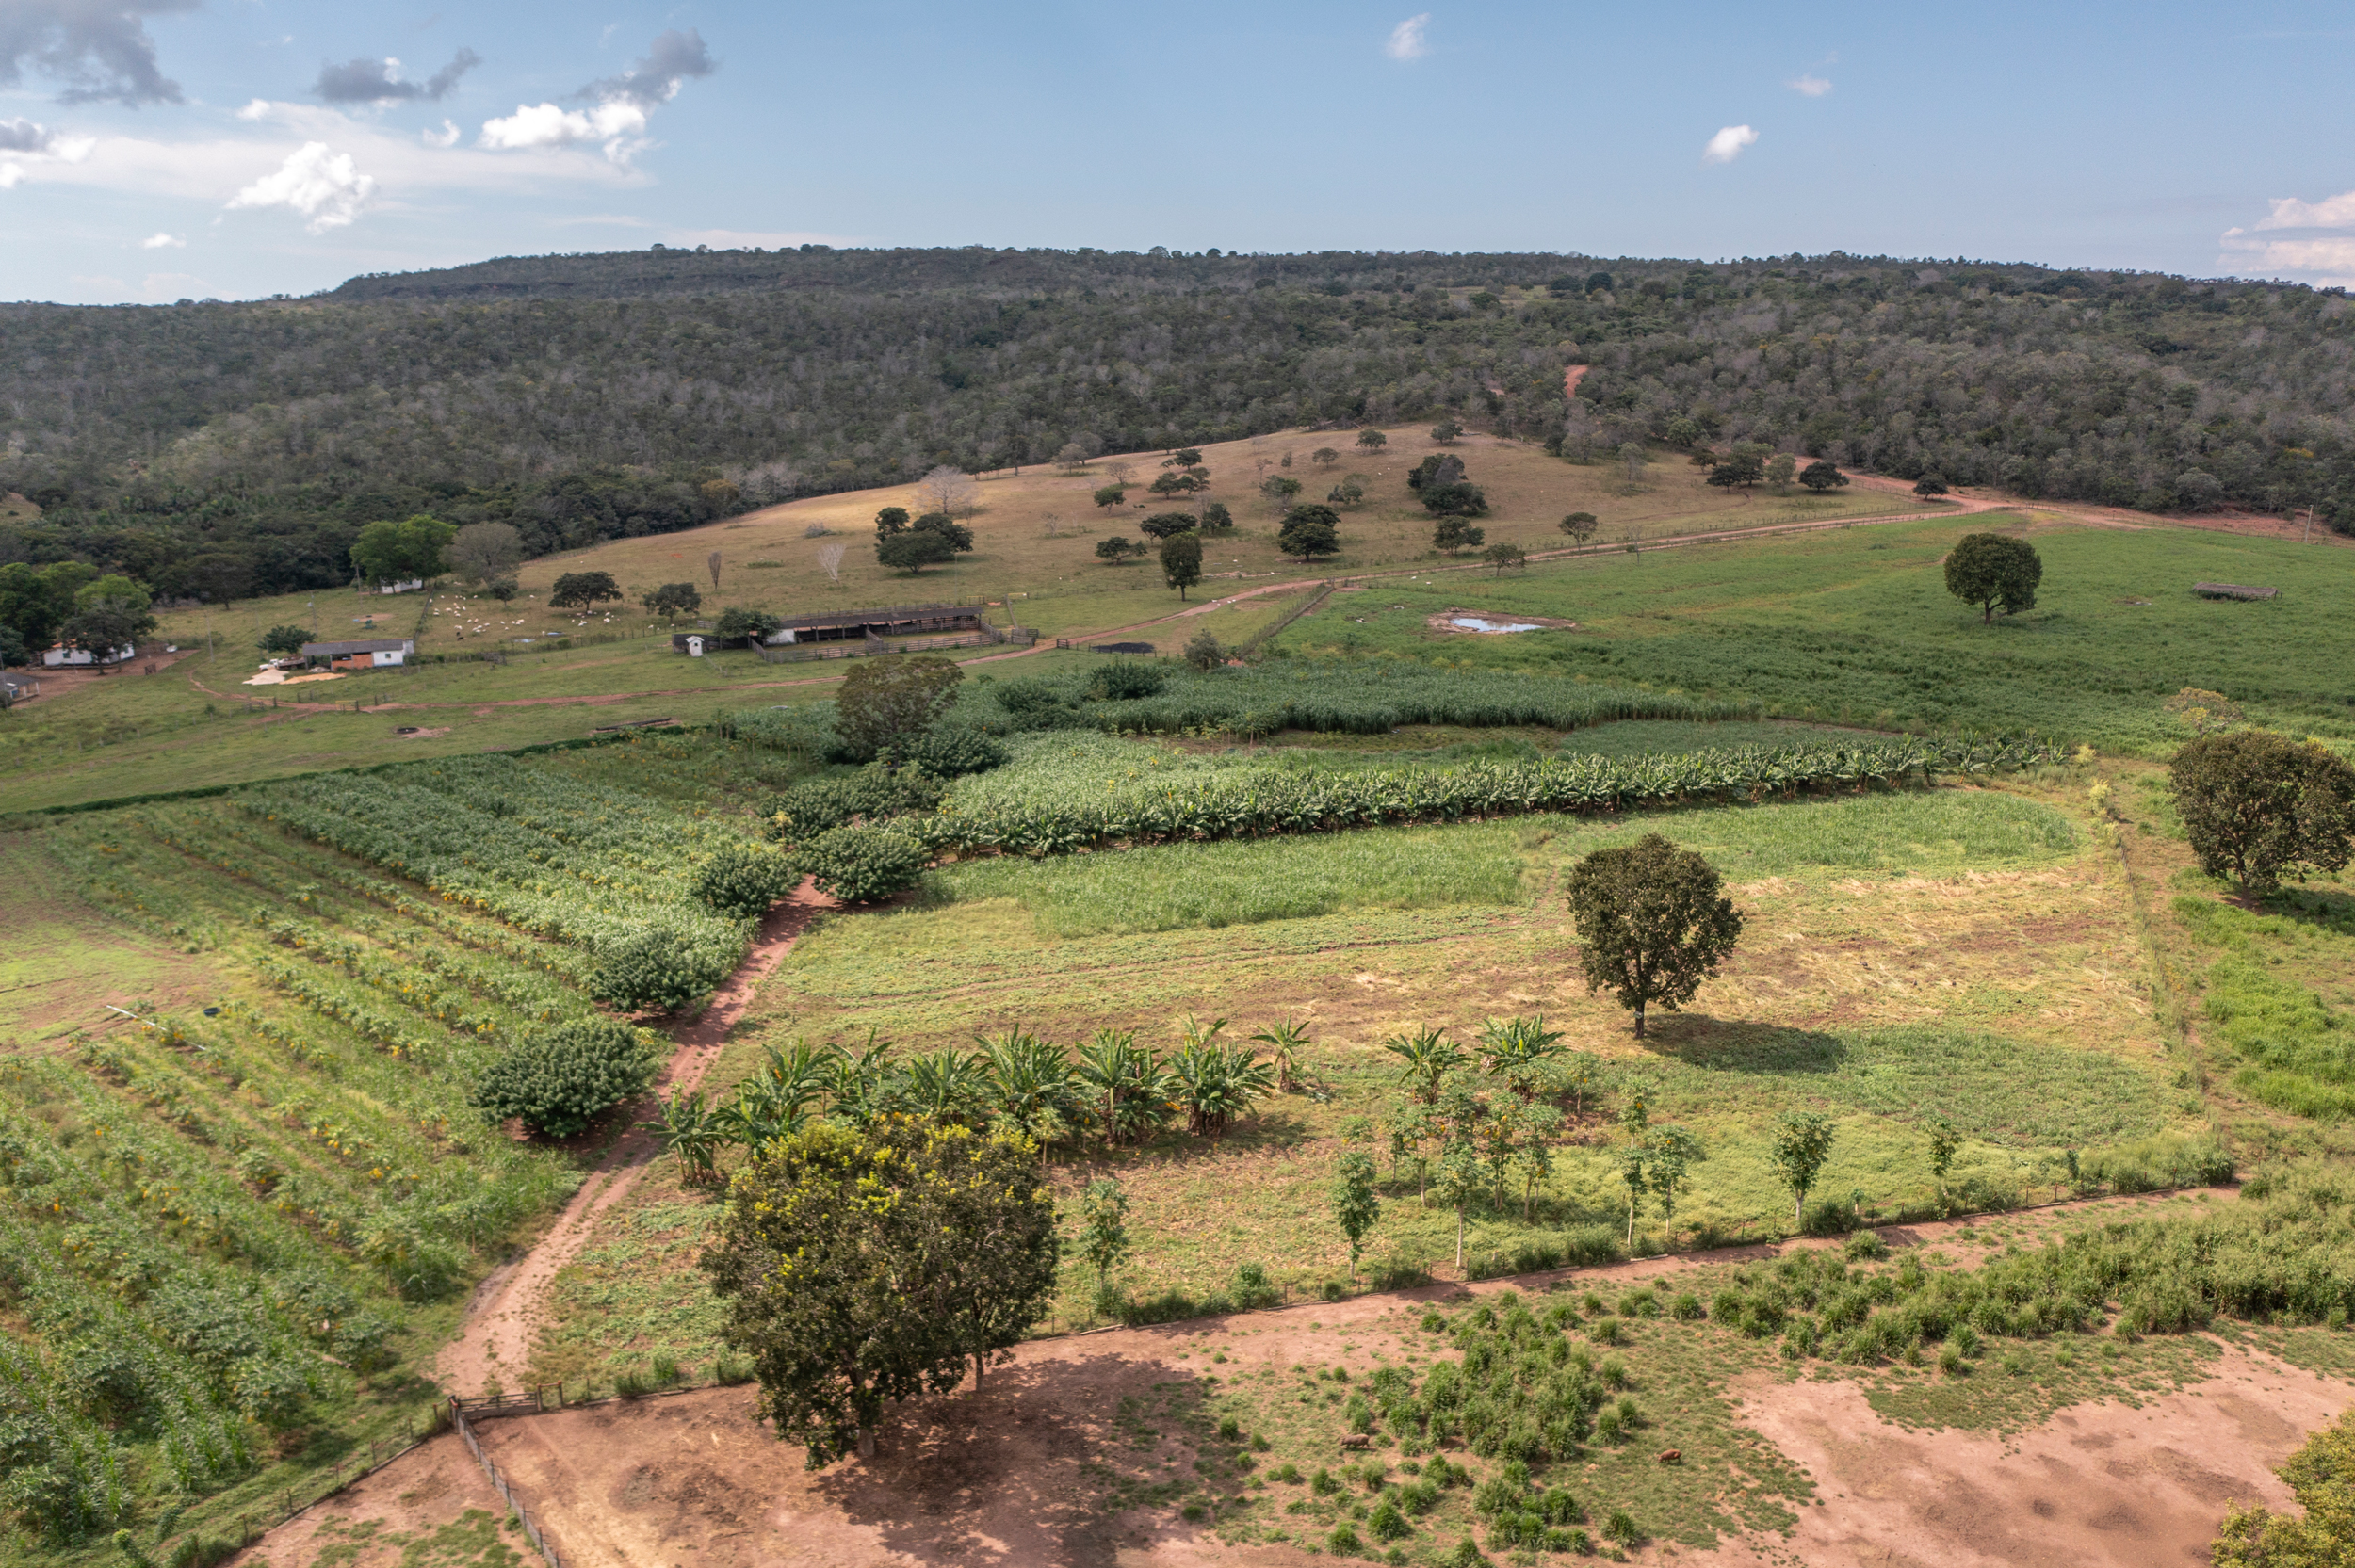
(1690, 1344), (2347, 1568)
(223, 1442), (509, 1568)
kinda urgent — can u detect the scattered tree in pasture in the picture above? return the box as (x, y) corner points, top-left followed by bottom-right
(448, 521), (525, 585)
(350, 514), (457, 585)
(1327, 475), (1368, 509)
(1095, 536), (1145, 564)
(874, 505), (912, 536)
(2170, 731), (2355, 893)
(1277, 505), (1342, 563)
(877, 528), (955, 574)
(1093, 484), (1128, 509)
(1482, 542), (1526, 574)
(1430, 419), (1464, 445)
(1913, 475), (1952, 499)
(259, 623), (310, 656)
(1356, 428), (1389, 451)
(1798, 460), (1849, 493)
(916, 465), (981, 517)
(471, 1018), (657, 1140)
(1332, 1150), (1381, 1279)
(1055, 443), (1090, 472)
(1138, 510), (1198, 540)
(1163, 447), (1204, 467)
(1770, 1112), (1836, 1227)
(1559, 511), (1600, 543)
(836, 654), (962, 759)
(1199, 500), (1235, 531)
(1182, 625), (1226, 670)
(1707, 447), (1765, 492)
(1150, 470), (1207, 498)
(1260, 474), (1303, 508)
(643, 581), (702, 620)
(1564, 833), (1744, 1038)
(1311, 446), (1340, 466)
(817, 542), (848, 581)
(1616, 442), (1648, 485)
(1433, 514), (1486, 556)
(549, 570), (623, 609)
(910, 510), (974, 551)
(1765, 453), (1796, 492)
(1159, 532), (1205, 598)
(1942, 531), (2042, 622)
(704, 1116), (1054, 1463)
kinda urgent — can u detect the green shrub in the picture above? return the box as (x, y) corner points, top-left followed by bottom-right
(690, 842), (797, 917)
(1445, 1537), (1486, 1567)
(1369, 1495), (1412, 1541)
(1667, 1291), (1704, 1320)
(897, 724), (1007, 779)
(592, 924), (733, 1012)
(1089, 661), (1168, 701)
(1230, 1262), (1282, 1309)
(1602, 1508), (1640, 1544)
(471, 1019), (657, 1139)
(1327, 1522), (1365, 1555)
(797, 824), (928, 904)
(1844, 1229), (1888, 1260)
(762, 765), (946, 843)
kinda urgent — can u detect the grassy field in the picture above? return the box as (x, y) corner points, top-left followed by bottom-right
(520, 763), (2212, 1398)
(1270, 514), (2355, 754)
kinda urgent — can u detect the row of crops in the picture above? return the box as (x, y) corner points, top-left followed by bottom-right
(0, 759), (744, 1553)
(779, 734), (2057, 872)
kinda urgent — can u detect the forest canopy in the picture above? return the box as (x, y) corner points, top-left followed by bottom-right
(2, 246), (2349, 602)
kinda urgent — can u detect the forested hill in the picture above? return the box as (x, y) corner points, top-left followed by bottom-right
(2, 247), (2350, 603)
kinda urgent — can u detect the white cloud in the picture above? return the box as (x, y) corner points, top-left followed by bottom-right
(1788, 73), (1831, 96)
(0, 162), (23, 188)
(423, 118), (459, 149)
(1385, 13), (1431, 60)
(2220, 187), (2355, 284)
(138, 230), (183, 248)
(226, 141), (376, 232)
(479, 100), (648, 161)
(1702, 124), (1759, 165)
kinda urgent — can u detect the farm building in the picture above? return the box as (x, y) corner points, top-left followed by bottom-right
(763, 604), (994, 645)
(1, 671), (40, 702)
(42, 640), (137, 668)
(300, 638), (416, 670)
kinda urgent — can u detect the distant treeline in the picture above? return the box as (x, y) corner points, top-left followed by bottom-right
(0, 247), (2348, 599)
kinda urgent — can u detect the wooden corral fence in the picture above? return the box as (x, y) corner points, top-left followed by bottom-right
(450, 1396), (567, 1567)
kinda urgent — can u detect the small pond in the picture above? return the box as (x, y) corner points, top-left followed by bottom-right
(1447, 616), (1545, 634)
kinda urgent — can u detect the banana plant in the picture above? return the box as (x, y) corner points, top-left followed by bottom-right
(1384, 1025), (1470, 1107)
(641, 1087), (726, 1185)
(977, 1026), (1080, 1149)
(1248, 1019), (1313, 1093)
(1476, 1014), (1566, 1102)
(1167, 1037), (1276, 1144)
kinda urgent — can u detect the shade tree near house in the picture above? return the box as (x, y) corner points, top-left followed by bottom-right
(643, 581), (702, 620)
(447, 521), (525, 586)
(349, 514), (457, 586)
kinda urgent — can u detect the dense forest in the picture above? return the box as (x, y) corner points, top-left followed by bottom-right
(1, 245), (2350, 603)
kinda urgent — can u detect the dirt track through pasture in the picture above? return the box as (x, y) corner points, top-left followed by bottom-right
(432, 881), (835, 1398)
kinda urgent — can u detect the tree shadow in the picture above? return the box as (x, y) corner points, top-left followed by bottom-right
(1629, 1013), (1848, 1075)
(2257, 885), (2355, 937)
(810, 1351), (1213, 1568)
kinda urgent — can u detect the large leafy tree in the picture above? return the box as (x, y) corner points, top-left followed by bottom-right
(1942, 531), (2042, 622)
(350, 514), (457, 585)
(2170, 730), (2355, 893)
(1159, 531), (1204, 599)
(1564, 833), (1743, 1038)
(2213, 1407), (2355, 1567)
(1276, 505), (1341, 563)
(548, 570), (623, 609)
(643, 581), (703, 620)
(877, 528), (955, 574)
(703, 1116), (1056, 1463)
(447, 521), (524, 585)
(834, 654), (962, 760)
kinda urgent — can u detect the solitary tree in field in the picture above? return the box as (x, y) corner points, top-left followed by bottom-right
(835, 655), (962, 760)
(1564, 833), (1743, 1039)
(1138, 511), (1198, 540)
(2170, 730), (2355, 893)
(643, 581), (702, 621)
(1095, 536), (1145, 564)
(1765, 454), (1796, 492)
(1559, 511), (1600, 543)
(1798, 460), (1849, 493)
(1277, 505), (1342, 564)
(1150, 470), (1207, 499)
(1943, 532), (2042, 622)
(1430, 419), (1464, 445)
(1913, 475), (1952, 500)
(1432, 514), (1485, 556)
(1159, 532), (1204, 599)
(916, 465), (981, 517)
(1769, 1112), (1836, 1229)
(1482, 542), (1526, 575)
(1356, 428), (1388, 452)
(877, 529), (955, 574)
(1093, 484), (1128, 509)
(1311, 446), (1340, 467)
(1331, 1150), (1381, 1280)
(1327, 476), (1368, 509)
(549, 570), (623, 610)
(1259, 475), (1303, 509)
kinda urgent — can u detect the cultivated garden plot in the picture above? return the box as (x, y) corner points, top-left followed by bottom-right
(0, 743), (784, 1563)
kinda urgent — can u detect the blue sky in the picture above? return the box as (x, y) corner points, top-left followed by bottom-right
(2, 0), (2351, 304)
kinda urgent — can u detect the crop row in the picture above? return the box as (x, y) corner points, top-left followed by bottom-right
(890, 736), (2053, 860)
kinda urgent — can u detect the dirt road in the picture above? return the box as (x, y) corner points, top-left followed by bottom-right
(432, 882), (835, 1398)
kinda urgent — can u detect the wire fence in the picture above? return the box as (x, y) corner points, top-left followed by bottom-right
(451, 1399), (566, 1568)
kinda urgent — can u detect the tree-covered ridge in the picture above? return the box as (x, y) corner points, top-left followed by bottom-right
(1, 249), (2349, 601)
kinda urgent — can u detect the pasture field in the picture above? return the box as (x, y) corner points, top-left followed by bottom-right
(1274, 514), (2355, 753)
(0, 734), (782, 1563)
